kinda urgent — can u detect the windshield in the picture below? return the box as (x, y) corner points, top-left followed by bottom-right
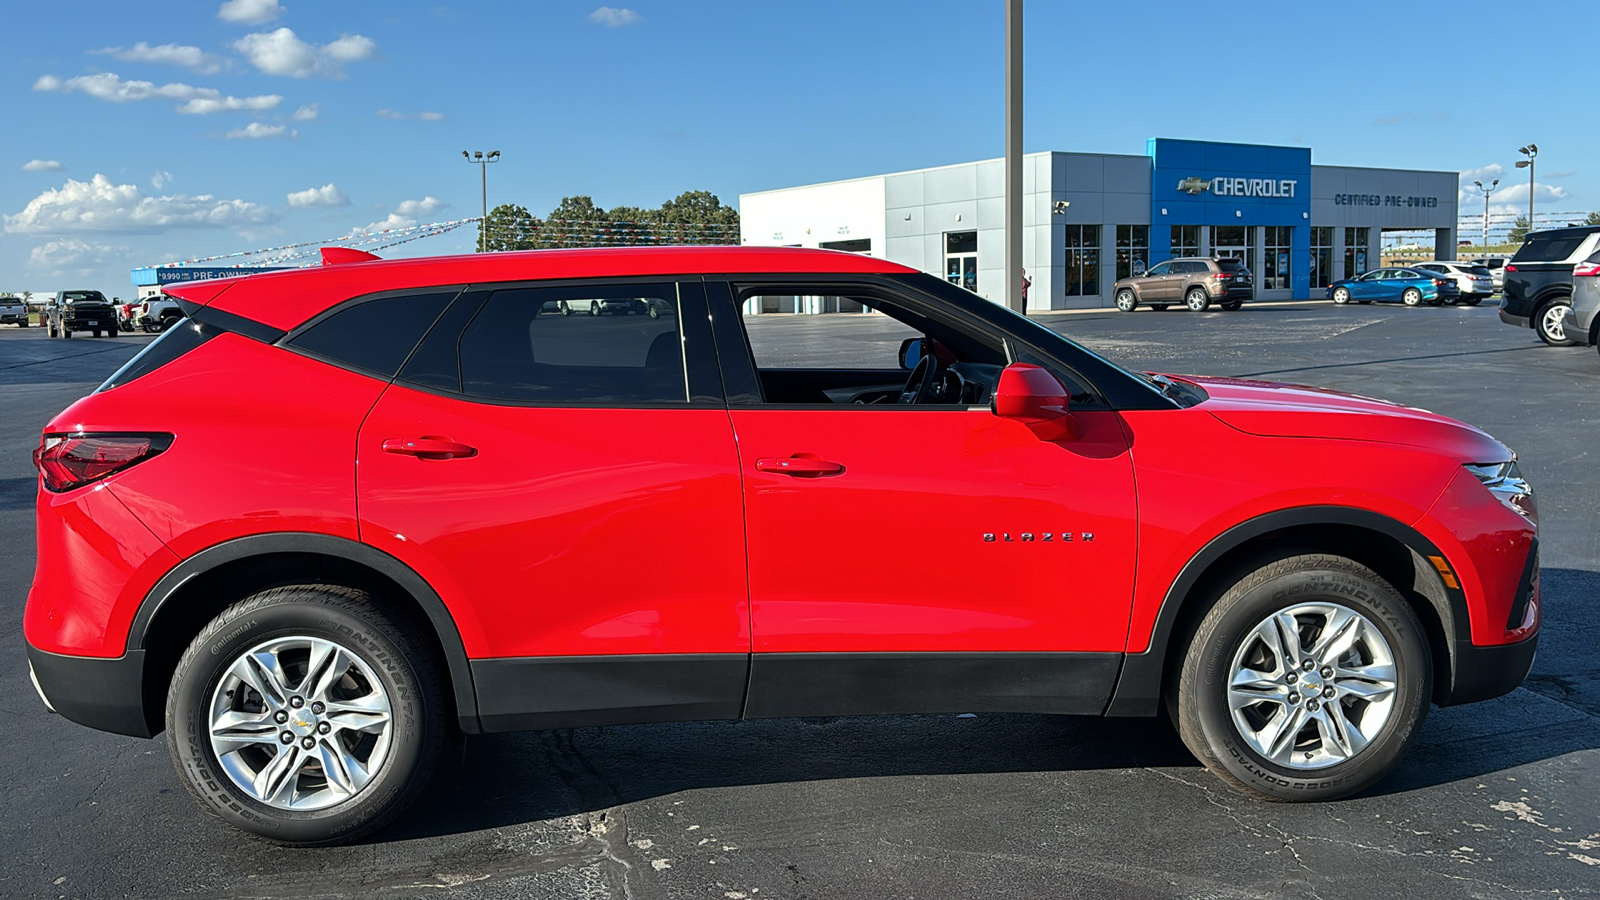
(61, 291), (107, 303)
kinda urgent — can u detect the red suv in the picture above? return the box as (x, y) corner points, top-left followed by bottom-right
(25, 247), (1539, 844)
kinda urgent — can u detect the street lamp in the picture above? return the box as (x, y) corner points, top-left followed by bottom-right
(462, 149), (501, 252)
(1515, 144), (1537, 238)
(1473, 179), (1498, 249)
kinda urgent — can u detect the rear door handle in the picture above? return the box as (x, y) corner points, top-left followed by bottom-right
(755, 455), (845, 477)
(381, 436), (477, 460)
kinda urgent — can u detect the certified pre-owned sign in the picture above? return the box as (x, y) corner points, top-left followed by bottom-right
(1177, 176), (1298, 198)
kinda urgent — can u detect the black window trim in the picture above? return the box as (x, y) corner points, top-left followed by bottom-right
(388, 276), (726, 410)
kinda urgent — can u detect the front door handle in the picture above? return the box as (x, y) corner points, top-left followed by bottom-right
(755, 455), (845, 477)
(382, 436), (477, 460)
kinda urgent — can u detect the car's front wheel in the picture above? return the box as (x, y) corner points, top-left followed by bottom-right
(1173, 553), (1430, 802)
(1331, 288), (1351, 305)
(1537, 299), (1576, 346)
(1115, 289), (1138, 312)
(166, 585), (446, 845)
(1186, 288), (1211, 312)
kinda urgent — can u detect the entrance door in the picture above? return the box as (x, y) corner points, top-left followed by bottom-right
(1210, 226), (1256, 274)
(713, 283), (1139, 719)
(357, 281), (751, 731)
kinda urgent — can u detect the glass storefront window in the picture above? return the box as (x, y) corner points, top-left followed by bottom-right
(1262, 226), (1292, 290)
(1171, 225), (1201, 259)
(1115, 225), (1149, 279)
(1310, 227), (1333, 288)
(1344, 227), (1371, 278)
(1064, 225), (1101, 297)
(1210, 226), (1256, 275)
(945, 231), (978, 293)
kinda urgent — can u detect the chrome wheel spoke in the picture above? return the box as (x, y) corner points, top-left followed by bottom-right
(1260, 706), (1306, 761)
(1228, 670), (1285, 710)
(236, 652), (290, 707)
(323, 693), (391, 734)
(301, 639), (344, 698)
(1311, 607), (1360, 661)
(1336, 663), (1397, 701)
(210, 709), (279, 753)
(1312, 704), (1354, 760)
(254, 745), (306, 805)
(315, 738), (368, 796)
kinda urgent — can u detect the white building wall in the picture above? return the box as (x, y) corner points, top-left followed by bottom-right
(739, 176), (888, 255)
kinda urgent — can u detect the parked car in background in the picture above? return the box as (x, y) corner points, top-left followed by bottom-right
(45, 290), (118, 338)
(1564, 249), (1600, 357)
(0, 295), (29, 327)
(1470, 257), (1508, 292)
(115, 300), (139, 332)
(26, 245), (1538, 845)
(1112, 257), (1253, 312)
(1412, 262), (1494, 305)
(1327, 267), (1460, 306)
(1497, 226), (1600, 346)
(137, 295), (185, 332)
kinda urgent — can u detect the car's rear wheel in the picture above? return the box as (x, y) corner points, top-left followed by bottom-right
(166, 585), (446, 845)
(1401, 288), (1423, 307)
(1186, 288), (1211, 312)
(1173, 553), (1430, 802)
(1463, 298), (1483, 307)
(1115, 289), (1138, 312)
(63, 328), (72, 339)
(1536, 299), (1576, 346)
(590, 300), (601, 317)
(1331, 288), (1350, 305)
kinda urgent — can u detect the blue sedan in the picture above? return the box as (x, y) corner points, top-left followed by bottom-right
(1327, 267), (1461, 307)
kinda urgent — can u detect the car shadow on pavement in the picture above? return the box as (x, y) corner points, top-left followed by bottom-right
(377, 565), (1600, 842)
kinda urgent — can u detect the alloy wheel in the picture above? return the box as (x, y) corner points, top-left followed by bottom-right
(1225, 602), (1398, 770)
(208, 635), (394, 811)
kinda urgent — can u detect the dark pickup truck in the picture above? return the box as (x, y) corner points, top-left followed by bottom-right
(45, 290), (119, 339)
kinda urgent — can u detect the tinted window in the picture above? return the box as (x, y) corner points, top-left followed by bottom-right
(456, 284), (685, 404)
(1513, 231), (1593, 264)
(61, 291), (108, 303)
(1469, 266), (1492, 277)
(97, 318), (214, 393)
(288, 291), (456, 377)
(1144, 262), (1171, 277)
(1215, 259), (1246, 271)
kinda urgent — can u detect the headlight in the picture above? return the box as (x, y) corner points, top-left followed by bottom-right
(1465, 460), (1537, 523)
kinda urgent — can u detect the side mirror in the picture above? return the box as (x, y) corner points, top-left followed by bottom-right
(992, 363), (1078, 441)
(898, 337), (923, 370)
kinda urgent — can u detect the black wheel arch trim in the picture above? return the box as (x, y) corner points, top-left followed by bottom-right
(1105, 505), (1474, 716)
(130, 532), (481, 733)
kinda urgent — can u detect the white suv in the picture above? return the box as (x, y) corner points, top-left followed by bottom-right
(1413, 262), (1495, 305)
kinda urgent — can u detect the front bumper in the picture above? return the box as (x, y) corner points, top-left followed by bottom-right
(1445, 633), (1538, 706)
(25, 644), (155, 738)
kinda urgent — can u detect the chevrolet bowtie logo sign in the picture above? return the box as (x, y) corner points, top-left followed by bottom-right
(1176, 177), (1211, 194)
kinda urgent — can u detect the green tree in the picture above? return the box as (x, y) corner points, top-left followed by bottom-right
(1584, 211), (1600, 227)
(540, 196), (612, 248)
(1507, 215), (1531, 245)
(480, 203), (538, 252)
(654, 190), (740, 245)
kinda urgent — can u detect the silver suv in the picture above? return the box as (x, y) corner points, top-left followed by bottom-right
(1566, 248), (1600, 355)
(1112, 257), (1254, 313)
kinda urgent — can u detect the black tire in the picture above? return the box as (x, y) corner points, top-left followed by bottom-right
(1401, 288), (1422, 307)
(590, 300), (601, 317)
(1115, 289), (1139, 313)
(63, 328), (72, 339)
(166, 585), (447, 845)
(1535, 298), (1576, 346)
(1151, 304), (1169, 312)
(18, 319), (27, 328)
(1173, 553), (1431, 802)
(1357, 300), (1373, 305)
(107, 326), (118, 337)
(1331, 287), (1351, 305)
(561, 301), (573, 317)
(1186, 287), (1211, 312)
(1463, 298), (1483, 307)
(92, 329), (102, 337)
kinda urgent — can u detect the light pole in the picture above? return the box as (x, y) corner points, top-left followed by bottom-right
(1004, 0), (1023, 314)
(1515, 144), (1537, 237)
(1473, 179), (1498, 249)
(462, 150), (501, 252)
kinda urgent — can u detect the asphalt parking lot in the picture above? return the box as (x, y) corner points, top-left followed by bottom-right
(1, 301), (1597, 900)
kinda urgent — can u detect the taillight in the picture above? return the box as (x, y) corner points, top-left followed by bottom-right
(1432, 279), (1445, 286)
(1505, 264), (1518, 273)
(33, 433), (172, 492)
(1215, 272), (1231, 280)
(1575, 263), (1600, 277)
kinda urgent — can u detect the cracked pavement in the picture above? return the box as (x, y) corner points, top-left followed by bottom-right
(0, 302), (1596, 899)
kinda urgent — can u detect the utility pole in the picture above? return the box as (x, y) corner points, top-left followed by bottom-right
(1515, 145), (1537, 237)
(462, 150), (501, 252)
(1474, 179), (1498, 248)
(1004, 0), (1024, 314)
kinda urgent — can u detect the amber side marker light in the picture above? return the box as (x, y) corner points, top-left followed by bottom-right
(1426, 555), (1461, 590)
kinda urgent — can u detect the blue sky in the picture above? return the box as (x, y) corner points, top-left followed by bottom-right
(3, 0), (1594, 294)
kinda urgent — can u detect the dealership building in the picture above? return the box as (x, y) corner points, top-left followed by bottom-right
(738, 138), (1460, 310)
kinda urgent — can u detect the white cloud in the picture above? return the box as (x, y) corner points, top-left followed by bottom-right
(589, 6), (640, 26)
(234, 28), (376, 78)
(287, 183), (349, 207)
(223, 122), (294, 139)
(291, 102), (318, 120)
(218, 0), (284, 25)
(354, 197), (448, 234)
(375, 108), (443, 121)
(28, 239), (129, 270)
(34, 72), (280, 115)
(151, 171), (173, 189)
(95, 42), (224, 74)
(22, 159), (64, 172)
(3, 174), (279, 234)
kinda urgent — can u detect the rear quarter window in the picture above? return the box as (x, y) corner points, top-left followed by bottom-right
(1512, 232), (1593, 264)
(97, 320), (214, 393)
(1215, 259), (1246, 271)
(286, 290), (458, 377)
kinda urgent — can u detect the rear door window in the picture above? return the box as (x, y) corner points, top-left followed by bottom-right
(446, 283), (688, 405)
